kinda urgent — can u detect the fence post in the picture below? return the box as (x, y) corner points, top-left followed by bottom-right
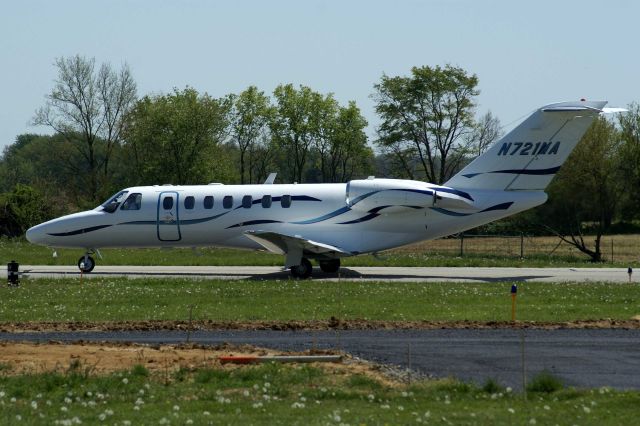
(520, 233), (524, 259)
(459, 233), (464, 257)
(611, 238), (614, 263)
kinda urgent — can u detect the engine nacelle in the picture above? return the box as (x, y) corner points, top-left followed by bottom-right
(346, 178), (475, 213)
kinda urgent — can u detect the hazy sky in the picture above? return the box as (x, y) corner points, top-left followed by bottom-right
(1, 0), (638, 150)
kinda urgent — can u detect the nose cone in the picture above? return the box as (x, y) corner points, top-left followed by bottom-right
(26, 223), (47, 245)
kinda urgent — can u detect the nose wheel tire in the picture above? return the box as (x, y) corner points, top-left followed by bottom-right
(290, 258), (312, 279)
(78, 255), (95, 273)
(319, 259), (341, 273)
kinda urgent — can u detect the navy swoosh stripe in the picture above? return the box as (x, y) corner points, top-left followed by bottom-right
(226, 219), (282, 229)
(48, 224), (112, 237)
(465, 167), (561, 179)
(349, 191), (380, 206)
(337, 213), (379, 224)
(429, 207), (471, 217)
(479, 202), (514, 213)
(430, 201), (513, 217)
(434, 187), (474, 202)
(180, 211), (230, 225)
(120, 211), (231, 226)
(292, 195), (321, 202)
(119, 220), (156, 225)
(490, 167), (561, 175)
(291, 206), (351, 225)
(368, 205), (423, 214)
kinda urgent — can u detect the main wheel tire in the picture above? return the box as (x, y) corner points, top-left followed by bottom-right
(291, 258), (312, 279)
(78, 255), (95, 273)
(319, 259), (340, 273)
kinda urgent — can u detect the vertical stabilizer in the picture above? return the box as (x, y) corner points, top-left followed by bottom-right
(445, 100), (607, 191)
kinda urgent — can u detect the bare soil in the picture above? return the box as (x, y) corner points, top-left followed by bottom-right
(0, 341), (401, 386)
(2, 318), (639, 333)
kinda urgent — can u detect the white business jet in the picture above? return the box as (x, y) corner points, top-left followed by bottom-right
(26, 100), (615, 277)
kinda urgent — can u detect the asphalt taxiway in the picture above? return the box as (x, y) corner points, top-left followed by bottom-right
(6, 265), (636, 282)
(2, 329), (638, 389)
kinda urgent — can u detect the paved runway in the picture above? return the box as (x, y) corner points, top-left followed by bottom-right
(2, 329), (638, 389)
(7, 265), (637, 282)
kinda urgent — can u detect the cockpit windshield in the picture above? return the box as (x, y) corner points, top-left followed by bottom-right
(100, 190), (129, 213)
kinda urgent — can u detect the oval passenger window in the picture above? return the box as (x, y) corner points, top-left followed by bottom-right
(163, 197), (173, 210)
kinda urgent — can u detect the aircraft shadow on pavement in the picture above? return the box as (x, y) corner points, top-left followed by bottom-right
(28, 268), (554, 282)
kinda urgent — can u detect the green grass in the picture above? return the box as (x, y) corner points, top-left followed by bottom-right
(2, 238), (639, 268)
(1, 278), (638, 323)
(0, 363), (637, 425)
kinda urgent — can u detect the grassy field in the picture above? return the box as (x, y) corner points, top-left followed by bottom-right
(0, 362), (638, 425)
(2, 235), (639, 268)
(1, 278), (638, 323)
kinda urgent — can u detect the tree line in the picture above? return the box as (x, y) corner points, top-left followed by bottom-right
(2, 55), (639, 263)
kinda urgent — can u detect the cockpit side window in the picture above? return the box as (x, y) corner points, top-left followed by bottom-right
(120, 193), (142, 210)
(101, 190), (129, 213)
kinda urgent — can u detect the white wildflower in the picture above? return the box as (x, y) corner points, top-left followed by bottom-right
(98, 413), (106, 421)
(31, 400), (38, 409)
(173, 405), (180, 411)
(122, 378), (128, 385)
(543, 405), (550, 410)
(508, 408), (515, 414)
(583, 406), (591, 414)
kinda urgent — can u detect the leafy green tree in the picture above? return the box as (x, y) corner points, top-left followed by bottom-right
(618, 103), (640, 219)
(540, 117), (622, 262)
(0, 133), (104, 210)
(0, 184), (53, 237)
(373, 65), (479, 183)
(123, 87), (234, 185)
(270, 84), (323, 183)
(33, 55), (137, 201)
(319, 101), (372, 182)
(230, 86), (274, 184)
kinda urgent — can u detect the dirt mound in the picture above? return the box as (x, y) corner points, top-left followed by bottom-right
(1, 318), (639, 333)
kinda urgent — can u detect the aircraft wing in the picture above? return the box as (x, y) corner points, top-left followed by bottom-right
(243, 230), (351, 267)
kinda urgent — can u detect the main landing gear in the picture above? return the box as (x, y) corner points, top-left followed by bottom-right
(77, 252), (96, 273)
(290, 258), (341, 279)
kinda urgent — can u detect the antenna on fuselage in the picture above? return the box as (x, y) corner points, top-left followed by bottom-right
(263, 173), (277, 185)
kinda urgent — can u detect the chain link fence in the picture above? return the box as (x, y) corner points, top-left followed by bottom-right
(397, 234), (640, 262)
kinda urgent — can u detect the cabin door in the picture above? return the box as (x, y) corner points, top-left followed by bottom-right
(157, 192), (181, 241)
